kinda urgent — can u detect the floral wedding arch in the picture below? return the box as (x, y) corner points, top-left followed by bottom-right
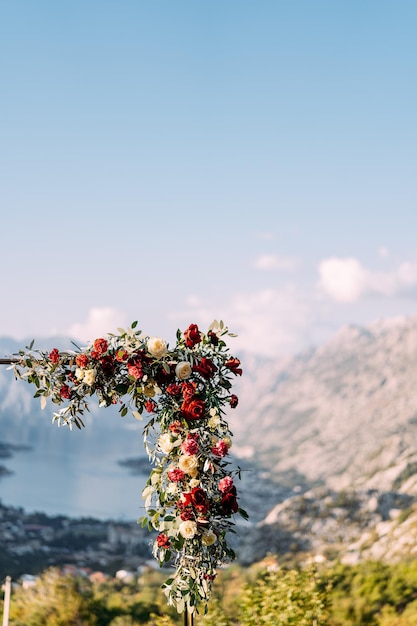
(7, 320), (247, 616)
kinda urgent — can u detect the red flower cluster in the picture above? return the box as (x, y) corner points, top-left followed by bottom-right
(181, 435), (199, 455)
(220, 488), (239, 515)
(156, 533), (170, 548)
(91, 338), (108, 360)
(212, 440), (229, 458)
(193, 357), (217, 379)
(183, 323), (201, 348)
(225, 358), (242, 376)
(229, 394), (239, 408)
(167, 468), (185, 482)
(181, 486), (210, 515)
(49, 348), (60, 364)
(75, 353), (89, 368)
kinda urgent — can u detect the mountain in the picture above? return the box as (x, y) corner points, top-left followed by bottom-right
(229, 315), (417, 565)
(3, 318), (417, 565)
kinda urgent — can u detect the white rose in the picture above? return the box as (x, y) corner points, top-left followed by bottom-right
(179, 520), (197, 539)
(75, 368), (85, 381)
(166, 483), (179, 495)
(158, 433), (174, 454)
(147, 337), (167, 358)
(178, 454), (198, 474)
(188, 478), (200, 489)
(83, 369), (95, 386)
(201, 530), (217, 546)
(175, 361), (192, 380)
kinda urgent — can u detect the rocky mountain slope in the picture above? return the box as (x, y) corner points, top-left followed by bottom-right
(3, 317), (417, 565)
(230, 315), (417, 565)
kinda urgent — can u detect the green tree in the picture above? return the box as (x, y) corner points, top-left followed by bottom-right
(9, 568), (98, 626)
(238, 566), (331, 625)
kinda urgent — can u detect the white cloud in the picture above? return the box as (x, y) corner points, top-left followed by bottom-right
(67, 307), (128, 343)
(170, 287), (315, 358)
(254, 254), (299, 271)
(318, 257), (417, 303)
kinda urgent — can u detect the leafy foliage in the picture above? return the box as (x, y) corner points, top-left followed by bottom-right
(10, 320), (247, 613)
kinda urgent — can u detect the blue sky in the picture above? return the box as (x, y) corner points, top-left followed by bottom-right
(1, 1), (417, 357)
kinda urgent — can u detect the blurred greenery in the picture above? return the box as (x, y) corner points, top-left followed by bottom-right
(4, 558), (417, 624)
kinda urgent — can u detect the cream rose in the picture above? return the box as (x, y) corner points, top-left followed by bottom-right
(207, 414), (221, 429)
(175, 361), (192, 380)
(178, 454), (198, 474)
(75, 368), (85, 381)
(188, 478), (200, 489)
(166, 483), (179, 495)
(179, 520), (197, 539)
(83, 369), (95, 386)
(158, 433), (174, 454)
(147, 336), (167, 358)
(201, 530), (217, 546)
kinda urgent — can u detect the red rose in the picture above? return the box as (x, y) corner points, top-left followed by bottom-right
(115, 349), (128, 362)
(169, 420), (184, 433)
(49, 348), (60, 364)
(229, 394), (239, 408)
(180, 492), (193, 508)
(225, 358), (242, 376)
(93, 338), (108, 356)
(180, 508), (194, 521)
(145, 400), (156, 413)
(208, 330), (219, 346)
(181, 381), (197, 400)
(181, 398), (206, 421)
(193, 357), (217, 380)
(75, 353), (89, 368)
(221, 489), (238, 515)
(166, 383), (182, 396)
(100, 355), (114, 376)
(156, 533), (170, 548)
(191, 487), (210, 514)
(183, 324), (201, 348)
(60, 384), (71, 399)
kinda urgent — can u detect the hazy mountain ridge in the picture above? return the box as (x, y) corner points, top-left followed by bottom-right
(231, 315), (417, 564)
(4, 319), (417, 564)
(231, 316), (417, 493)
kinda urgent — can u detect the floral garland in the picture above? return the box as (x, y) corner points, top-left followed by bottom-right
(10, 320), (247, 614)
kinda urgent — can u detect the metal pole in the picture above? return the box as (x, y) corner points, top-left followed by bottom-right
(183, 610), (194, 626)
(2, 576), (11, 626)
(0, 359), (18, 365)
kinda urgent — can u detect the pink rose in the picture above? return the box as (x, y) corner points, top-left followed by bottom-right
(181, 438), (199, 456)
(218, 476), (234, 493)
(212, 441), (229, 458)
(168, 468), (185, 482)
